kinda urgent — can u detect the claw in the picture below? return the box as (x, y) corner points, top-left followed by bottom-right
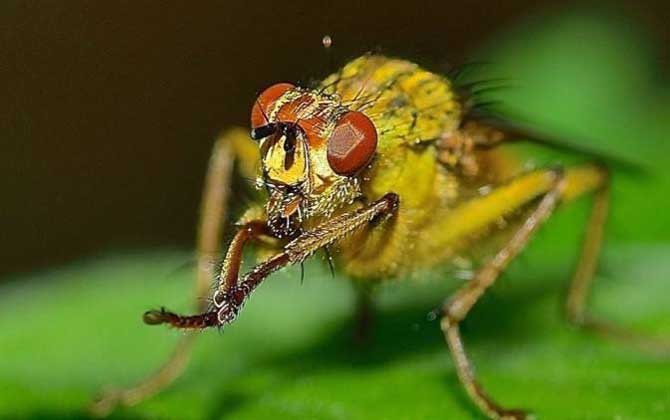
(142, 308), (170, 325)
(89, 389), (123, 418)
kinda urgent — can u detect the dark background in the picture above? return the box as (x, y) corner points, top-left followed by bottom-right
(3, 0), (669, 276)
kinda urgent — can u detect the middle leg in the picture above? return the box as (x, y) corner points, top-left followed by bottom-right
(435, 164), (609, 419)
(353, 283), (375, 344)
(441, 168), (566, 419)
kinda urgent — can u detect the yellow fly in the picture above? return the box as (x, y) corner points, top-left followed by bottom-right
(93, 55), (644, 419)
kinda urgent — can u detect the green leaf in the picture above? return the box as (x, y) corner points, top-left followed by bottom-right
(3, 9), (670, 420)
(1, 245), (670, 420)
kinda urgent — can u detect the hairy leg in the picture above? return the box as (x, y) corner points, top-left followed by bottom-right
(90, 128), (258, 416)
(146, 193), (400, 329)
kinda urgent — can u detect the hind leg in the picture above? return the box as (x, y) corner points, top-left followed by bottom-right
(565, 174), (670, 355)
(90, 128), (259, 416)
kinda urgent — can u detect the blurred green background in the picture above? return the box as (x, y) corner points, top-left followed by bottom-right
(2, 2), (670, 419)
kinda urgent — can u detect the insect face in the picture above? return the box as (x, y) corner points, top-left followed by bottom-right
(250, 83), (378, 237)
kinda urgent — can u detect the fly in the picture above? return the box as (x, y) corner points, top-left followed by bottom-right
(91, 55), (662, 419)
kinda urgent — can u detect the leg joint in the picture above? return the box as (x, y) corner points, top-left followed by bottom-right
(441, 299), (466, 330)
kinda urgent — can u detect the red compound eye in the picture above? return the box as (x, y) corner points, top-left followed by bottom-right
(327, 111), (377, 175)
(250, 83), (295, 129)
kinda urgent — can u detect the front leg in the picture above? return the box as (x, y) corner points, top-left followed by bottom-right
(146, 193), (400, 330)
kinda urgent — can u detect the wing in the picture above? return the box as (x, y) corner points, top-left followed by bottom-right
(471, 110), (648, 172)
